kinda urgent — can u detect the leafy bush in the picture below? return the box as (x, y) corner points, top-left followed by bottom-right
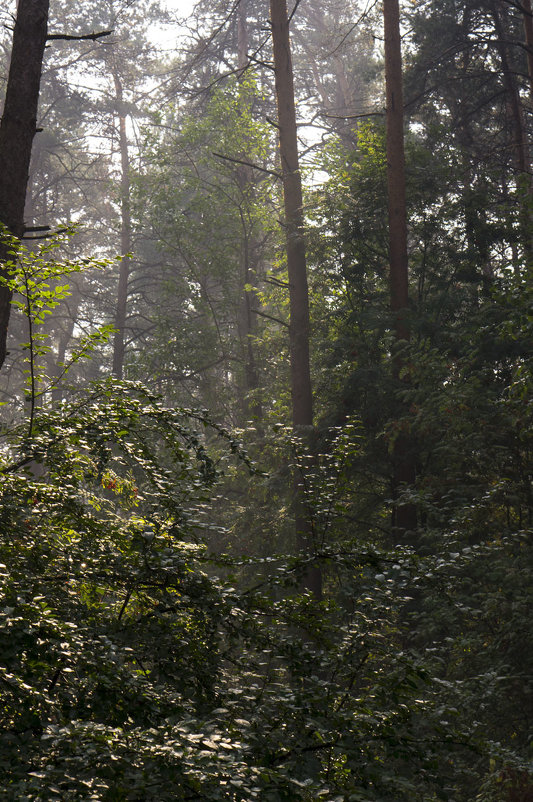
(2, 379), (530, 800)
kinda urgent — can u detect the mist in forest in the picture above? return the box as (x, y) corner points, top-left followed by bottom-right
(0, 1), (531, 799)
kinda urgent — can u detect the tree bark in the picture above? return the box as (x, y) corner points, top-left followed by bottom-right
(490, 0), (532, 263)
(270, 0), (321, 599)
(383, 0), (417, 537)
(0, 0), (50, 371)
(111, 72), (132, 380)
(521, 0), (533, 107)
(491, 1), (530, 176)
(236, 0), (263, 427)
(236, 221), (263, 426)
(270, 0), (313, 430)
(237, 0), (250, 72)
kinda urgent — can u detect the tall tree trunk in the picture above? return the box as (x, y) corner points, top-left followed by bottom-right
(490, 0), (532, 263)
(51, 289), (80, 404)
(0, 0), (49, 372)
(270, 0), (321, 599)
(111, 72), (132, 379)
(236, 0), (263, 427)
(236, 221), (263, 426)
(520, 0), (533, 266)
(383, 0), (417, 537)
(521, 0), (533, 107)
(237, 0), (249, 72)
(491, 2), (530, 176)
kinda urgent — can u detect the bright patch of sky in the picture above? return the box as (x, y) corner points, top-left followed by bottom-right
(149, 0), (196, 52)
(163, 0), (196, 13)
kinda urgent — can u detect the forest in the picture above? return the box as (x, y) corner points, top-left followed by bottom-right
(0, 0), (532, 799)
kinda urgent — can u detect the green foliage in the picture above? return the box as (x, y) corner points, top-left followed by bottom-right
(0, 228), (117, 423)
(0, 380), (233, 798)
(131, 76), (276, 419)
(5, 376), (528, 800)
(1, 3), (532, 798)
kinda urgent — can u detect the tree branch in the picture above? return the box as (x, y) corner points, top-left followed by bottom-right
(47, 30), (112, 42)
(288, 0), (302, 22)
(212, 151), (281, 179)
(252, 309), (289, 328)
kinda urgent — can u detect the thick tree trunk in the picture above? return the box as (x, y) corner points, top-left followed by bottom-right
(0, 0), (49, 371)
(111, 73), (132, 380)
(270, 0), (321, 599)
(270, 0), (313, 429)
(383, 0), (417, 537)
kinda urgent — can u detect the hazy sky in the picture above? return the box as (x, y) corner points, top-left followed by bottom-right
(149, 0), (197, 51)
(163, 0), (196, 17)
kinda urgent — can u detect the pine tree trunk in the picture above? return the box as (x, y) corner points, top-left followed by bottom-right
(383, 0), (417, 537)
(237, 0), (249, 72)
(521, 0), (533, 106)
(111, 73), (131, 379)
(491, 2), (530, 176)
(236, 0), (263, 427)
(490, 0), (532, 264)
(0, 0), (49, 372)
(270, 0), (321, 599)
(236, 225), (263, 426)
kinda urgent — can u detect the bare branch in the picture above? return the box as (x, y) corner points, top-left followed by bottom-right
(212, 152), (281, 179)
(288, 0), (302, 23)
(252, 309), (289, 328)
(47, 30), (112, 42)
(325, 110), (384, 120)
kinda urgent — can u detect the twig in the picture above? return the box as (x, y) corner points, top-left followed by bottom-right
(212, 151), (281, 179)
(325, 110), (384, 120)
(288, 0), (303, 23)
(118, 588), (132, 621)
(247, 52), (274, 71)
(252, 309), (289, 327)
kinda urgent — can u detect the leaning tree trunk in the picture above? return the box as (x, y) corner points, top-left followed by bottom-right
(0, 0), (50, 372)
(270, 0), (321, 599)
(383, 0), (417, 537)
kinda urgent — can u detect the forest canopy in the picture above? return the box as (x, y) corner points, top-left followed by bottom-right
(0, 0), (532, 799)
